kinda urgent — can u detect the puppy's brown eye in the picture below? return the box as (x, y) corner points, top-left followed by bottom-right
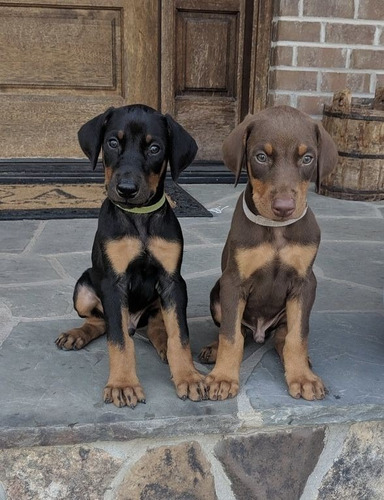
(256, 153), (267, 163)
(149, 144), (160, 155)
(108, 138), (119, 149)
(302, 154), (313, 165)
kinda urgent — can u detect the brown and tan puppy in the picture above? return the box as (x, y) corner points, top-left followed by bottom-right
(199, 106), (338, 401)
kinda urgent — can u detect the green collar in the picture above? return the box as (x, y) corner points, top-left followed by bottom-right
(112, 193), (166, 214)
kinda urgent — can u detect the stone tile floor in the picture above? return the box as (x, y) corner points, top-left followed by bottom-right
(0, 184), (383, 449)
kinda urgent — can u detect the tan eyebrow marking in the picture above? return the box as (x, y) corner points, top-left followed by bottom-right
(298, 144), (308, 156)
(264, 143), (273, 156)
(117, 130), (124, 140)
(146, 134), (152, 144)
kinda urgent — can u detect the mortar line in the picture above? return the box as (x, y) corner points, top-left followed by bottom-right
(300, 424), (350, 500)
(21, 220), (47, 255)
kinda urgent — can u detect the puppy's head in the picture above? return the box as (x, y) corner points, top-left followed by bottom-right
(223, 106), (338, 220)
(78, 105), (197, 207)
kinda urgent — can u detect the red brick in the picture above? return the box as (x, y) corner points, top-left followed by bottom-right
(350, 49), (384, 70)
(267, 92), (292, 107)
(320, 72), (371, 93)
(275, 21), (321, 42)
(358, 0), (384, 20)
(274, 0), (300, 17)
(270, 70), (318, 91)
(303, 0), (354, 18)
(271, 46), (293, 66)
(325, 23), (375, 45)
(297, 95), (332, 116)
(297, 47), (347, 68)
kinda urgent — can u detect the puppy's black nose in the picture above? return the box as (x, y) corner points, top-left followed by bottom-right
(116, 180), (138, 199)
(272, 198), (295, 218)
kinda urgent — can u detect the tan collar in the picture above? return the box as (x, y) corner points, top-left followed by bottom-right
(242, 192), (307, 227)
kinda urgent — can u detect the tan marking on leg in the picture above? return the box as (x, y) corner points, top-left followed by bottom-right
(56, 317), (105, 350)
(75, 284), (103, 317)
(104, 308), (145, 408)
(148, 237), (181, 275)
(147, 310), (168, 363)
(235, 243), (275, 279)
(162, 307), (205, 401)
(56, 283), (105, 350)
(298, 143), (308, 156)
(264, 142), (273, 156)
(283, 298), (325, 400)
(206, 299), (246, 400)
(104, 237), (142, 275)
(279, 244), (317, 277)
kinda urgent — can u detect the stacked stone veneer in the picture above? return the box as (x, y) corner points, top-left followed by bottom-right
(1, 421), (383, 499)
(269, 0), (384, 117)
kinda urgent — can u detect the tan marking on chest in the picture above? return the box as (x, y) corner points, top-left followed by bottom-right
(235, 243), (276, 279)
(148, 237), (181, 274)
(279, 244), (317, 277)
(105, 237), (142, 275)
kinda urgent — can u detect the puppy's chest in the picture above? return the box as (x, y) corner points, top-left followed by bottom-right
(235, 236), (318, 280)
(104, 236), (181, 275)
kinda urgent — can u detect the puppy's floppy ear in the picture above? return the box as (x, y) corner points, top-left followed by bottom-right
(78, 107), (115, 170)
(165, 114), (198, 181)
(315, 122), (339, 192)
(222, 114), (255, 187)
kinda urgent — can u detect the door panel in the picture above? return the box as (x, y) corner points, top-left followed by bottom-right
(0, 0), (159, 158)
(162, 0), (247, 161)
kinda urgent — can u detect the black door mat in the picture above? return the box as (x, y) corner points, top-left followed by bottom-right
(0, 162), (213, 220)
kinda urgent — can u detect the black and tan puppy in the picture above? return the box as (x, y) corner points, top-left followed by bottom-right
(56, 105), (206, 408)
(199, 106), (338, 401)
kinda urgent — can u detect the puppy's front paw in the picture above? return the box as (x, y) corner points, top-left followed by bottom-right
(174, 371), (207, 402)
(55, 329), (88, 350)
(103, 383), (146, 408)
(205, 373), (239, 401)
(198, 341), (218, 364)
(286, 371), (326, 401)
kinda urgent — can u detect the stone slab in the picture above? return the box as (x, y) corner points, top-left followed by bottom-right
(0, 319), (238, 448)
(0, 283), (75, 318)
(0, 221), (40, 253)
(115, 442), (217, 500)
(316, 241), (383, 288)
(31, 219), (97, 255)
(215, 427), (325, 500)
(0, 445), (121, 500)
(318, 421), (384, 500)
(246, 312), (384, 425)
(0, 256), (61, 285)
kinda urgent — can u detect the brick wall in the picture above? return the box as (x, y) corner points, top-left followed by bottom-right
(268, 0), (384, 118)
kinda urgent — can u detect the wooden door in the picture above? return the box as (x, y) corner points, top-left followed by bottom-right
(0, 0), (272, 162)
(161, 0), (272, 161)
(0, 0), (159, 158)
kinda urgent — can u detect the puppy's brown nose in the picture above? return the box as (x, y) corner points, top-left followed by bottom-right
(116, 180), (138, 199)
(272, 197), (295, 218)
